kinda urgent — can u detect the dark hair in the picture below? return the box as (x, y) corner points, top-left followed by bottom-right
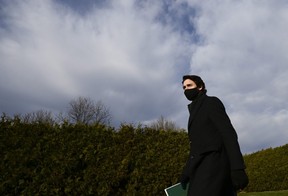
(182, 75), (206, 92)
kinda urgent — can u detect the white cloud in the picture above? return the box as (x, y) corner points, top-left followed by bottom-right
(0, 0), (192, 125)
(184, 0), (288, 153)
(1, 0), (288, 153)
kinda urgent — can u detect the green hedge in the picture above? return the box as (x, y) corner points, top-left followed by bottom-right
(244, 145), (288, 192)
(0, 117), (189, 195)
(1, 115), (287, 195)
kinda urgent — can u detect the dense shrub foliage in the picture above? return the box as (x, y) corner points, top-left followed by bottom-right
(1, 114), (287, 195)
(0, 115), (188, 195)
(243, 145), (288, 192)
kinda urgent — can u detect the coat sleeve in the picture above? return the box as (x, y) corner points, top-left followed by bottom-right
(208, 97), (246, 170)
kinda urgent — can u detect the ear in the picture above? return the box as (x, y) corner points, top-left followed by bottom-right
(198, 86), (203, 91)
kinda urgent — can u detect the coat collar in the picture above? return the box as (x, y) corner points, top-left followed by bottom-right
(187, 93), (206, 129)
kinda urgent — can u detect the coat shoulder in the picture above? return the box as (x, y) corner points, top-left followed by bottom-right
(204, 96), (226, 111)
(205, 96), (222, 104)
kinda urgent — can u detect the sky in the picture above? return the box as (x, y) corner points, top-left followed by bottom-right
(1, 0), (288, 154)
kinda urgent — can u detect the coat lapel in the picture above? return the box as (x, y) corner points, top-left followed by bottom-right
(188, 94), (206, 129)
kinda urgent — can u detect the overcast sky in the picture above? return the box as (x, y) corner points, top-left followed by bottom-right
(1, 0), (288, 154)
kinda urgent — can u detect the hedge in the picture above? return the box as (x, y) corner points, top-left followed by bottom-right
(1, 115), (287, 195)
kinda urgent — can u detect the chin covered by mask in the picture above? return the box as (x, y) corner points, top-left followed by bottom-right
(184, 88), (200, 101)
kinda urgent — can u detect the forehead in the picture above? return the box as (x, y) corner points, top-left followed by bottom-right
(183, 79), (196, 86)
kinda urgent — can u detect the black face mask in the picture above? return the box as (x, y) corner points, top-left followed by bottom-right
(184, 88), (200, 101)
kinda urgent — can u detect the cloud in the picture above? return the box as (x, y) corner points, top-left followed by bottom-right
(185, 0), (288, 153)
(1, 0), (288, 153)
(0, 0), (193, 124)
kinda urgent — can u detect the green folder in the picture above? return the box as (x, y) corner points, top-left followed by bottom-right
(164, 183), (188, 196)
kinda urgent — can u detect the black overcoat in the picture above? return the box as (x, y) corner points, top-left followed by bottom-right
(182, 93), (245, 196)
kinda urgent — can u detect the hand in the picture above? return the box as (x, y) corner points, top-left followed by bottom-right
(180, 174), (189, 190)
(231, 169), (249, 190)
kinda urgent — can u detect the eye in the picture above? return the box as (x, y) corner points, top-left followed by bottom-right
(183, 84), (193, 89)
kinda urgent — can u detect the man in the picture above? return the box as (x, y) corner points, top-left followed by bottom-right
(180, 75), (248, 196)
